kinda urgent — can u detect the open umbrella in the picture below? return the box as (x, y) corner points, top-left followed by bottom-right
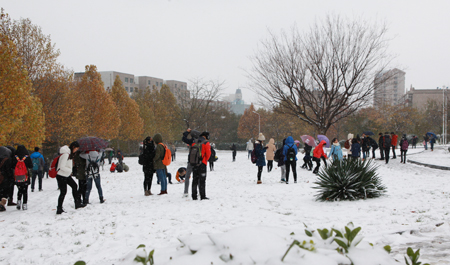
(104, 148), (114, 151)
(427, 132), (437, 138)
(363, 131), (374, 136)
(294, 140), (300, 144)
(78, 136), (109, 152)
(317, 135), (330, 148)
(300, 135), (317, 147)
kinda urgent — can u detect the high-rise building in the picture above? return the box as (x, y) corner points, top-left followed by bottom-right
(137, 76), (164, 91)
(373, 68), (406, 108)
(98, 71), (138, 94)
(165, 80), (190, 104)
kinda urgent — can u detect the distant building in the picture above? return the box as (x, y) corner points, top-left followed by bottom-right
(137, 76), (164, 91)
(405, 87), (448, 109)
(373, 68), (406, 108)
(223, 89), (251, 115)
(165, 80), (190, 104)
(98, 71), (138, 94)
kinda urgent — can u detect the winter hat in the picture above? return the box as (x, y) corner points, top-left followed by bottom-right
(257, 133), (265, 141)
(347, 133), (354, 140)
(200, 131), (210, 140)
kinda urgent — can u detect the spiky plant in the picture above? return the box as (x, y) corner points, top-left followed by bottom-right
(313, 159), (386, 201)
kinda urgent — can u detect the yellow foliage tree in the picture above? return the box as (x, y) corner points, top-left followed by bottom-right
(0, 33), (45, 147)
(133, 88), (156, 139)
(237, 104), (265, 140)
(75, 65), (120, 140)
(110, 76), (143, 141)
(154, 85), (182, 142)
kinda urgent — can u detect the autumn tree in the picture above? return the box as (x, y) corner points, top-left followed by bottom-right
(154, 85), (183, 142)
(133, 88), (156, 139)
(249, 14), (393, 135)
(237, 104), (266, 140)
(0, 32), (45, 147)
(75, 65), (120, 140)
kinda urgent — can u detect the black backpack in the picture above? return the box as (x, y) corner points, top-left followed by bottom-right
(189, 139), (207, 166)
(86, 159), (100, 179)
(286, 145), (296, 161)
(274, 148), (282, 163)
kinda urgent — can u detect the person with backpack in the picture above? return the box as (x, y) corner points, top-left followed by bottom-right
(246, 139), (254, 159)
(312, 140), (328, 174)
(30, 147), (45, 192)
(254, 133), (267, 184)
(139, 136), (155, 196)
(350, 138), (361, 160)
(153, 133), (168, 195)
(181, 129), (201, 198)
(328, 138), (343, 161)
(80, 150), (105, 204)
(11, 145), (33, 210)
(190, 132), (211, 199)
(301, 143), (313, 170)
(378, 133), (385, 160)
(282, 136), (298, 184)
(399, 134), (409, 164)
(230, 144), (237, 162)
(391, 132), (398, 159)
(383, 132), (392, 164)
(265, 138), (276, 173)
(56, 141), (85, 214)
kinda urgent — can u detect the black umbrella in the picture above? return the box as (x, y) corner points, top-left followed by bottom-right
(363, 131), (374, 136)
(78, 136), (109, 152)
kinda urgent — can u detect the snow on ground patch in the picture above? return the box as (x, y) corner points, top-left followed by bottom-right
(0, 149), (449, 264)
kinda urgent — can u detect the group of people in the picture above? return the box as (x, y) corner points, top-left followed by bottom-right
(139, 129), (212, 200)
(246, 130), (437, 184)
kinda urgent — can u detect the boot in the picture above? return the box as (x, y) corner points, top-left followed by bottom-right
(75, 200), (86, 209)
(22, 204), (27, 210)
(56, 206), (65, 214)
(100, 196), (105, 203)
(157, 190), (166, 195)
(1, 198), (6, 206)
(83, 198), (89, 205)
(7, 198), (17, 206)
(16, 199), (21, 210)
(257, 180), (262, 184)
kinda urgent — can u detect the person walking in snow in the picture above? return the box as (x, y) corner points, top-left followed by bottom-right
(276, 138), (286, 182)
(391, 132), (398, 159)
(246, 139), (254, 159)
(368, 136), (378, 159)
(378, 133), (385, 160)
(208, 145), (216, 171)
(254, 133), (267, 184)
(423, 134), (429, 150)
(399, 134), (409, 164)
(56, 141), (85, 214)
(140, 136), (155, 196)
(430, 136), (436, 151)
(412, 136), (418, 149)
(11, 145), (33, 211)
(283, 136), (298, 184)
(30, 147), (45, 192)
(312, 140), (327, 174)
(0, 146), (13, 211)
(191, 132), (211, 200)
(328, 138), (343, 161)
(80, 150), (105, 204)
(301, 143), (313, 170)
(265, 138), (276, 172)
(230, 143), (237, 162)
(383, 132), (392, 164)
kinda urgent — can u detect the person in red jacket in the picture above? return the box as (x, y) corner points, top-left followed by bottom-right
(312, 140), (328, 174)
(191, 132), (211, 200)
(391, 132), (398, 159)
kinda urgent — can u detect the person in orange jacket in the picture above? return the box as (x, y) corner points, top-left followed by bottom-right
(312, 140), (328, 174)
(390, 132), (398, 159)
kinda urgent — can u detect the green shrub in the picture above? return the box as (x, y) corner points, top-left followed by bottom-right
(313, 158), (386, 201)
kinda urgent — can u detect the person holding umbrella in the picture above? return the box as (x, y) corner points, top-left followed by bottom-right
(312, 140), (327, 174)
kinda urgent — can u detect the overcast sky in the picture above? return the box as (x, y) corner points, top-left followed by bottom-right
(2, 0), (450, 105)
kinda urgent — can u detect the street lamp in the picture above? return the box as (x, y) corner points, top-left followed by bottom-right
(253, 111), (260, 134)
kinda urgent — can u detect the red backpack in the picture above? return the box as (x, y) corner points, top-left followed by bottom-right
(49, 155), (62, 178)
(14, 155), (28, 183)
(159, 143), (172, 166)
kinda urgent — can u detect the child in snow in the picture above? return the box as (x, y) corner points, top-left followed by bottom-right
(110, 162), (116, 173)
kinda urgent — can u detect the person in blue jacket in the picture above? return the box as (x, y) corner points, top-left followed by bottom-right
(282, 136), (298, 184)
(350, 138), (361, 160)
(328, 138), (343, 161)
(30, 147), (45, 192)
(254, 133), (267, 184)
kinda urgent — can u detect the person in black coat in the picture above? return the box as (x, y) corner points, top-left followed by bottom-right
(141, 137), (155, 196)
(0, 146), (13, 210)
(11, 145), (33, 210)
(383, 132), (391, 164)
(231, 144), (237, 162)
(378, 133), (384, 160)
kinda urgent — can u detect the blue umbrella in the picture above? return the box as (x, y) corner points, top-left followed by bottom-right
(427, 132), (437, 138)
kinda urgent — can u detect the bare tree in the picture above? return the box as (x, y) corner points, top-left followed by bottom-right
(249, 15), (393, 135)
(177, 78), (225, 130)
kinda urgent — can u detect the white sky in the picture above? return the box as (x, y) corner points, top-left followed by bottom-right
(2, 0), (450, 105)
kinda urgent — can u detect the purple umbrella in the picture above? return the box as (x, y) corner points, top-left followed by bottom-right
(78, 136), (109, 152)
(317, 135), (330, 148)
(300, 135), (317, 147)
(294, 140), (300, 144)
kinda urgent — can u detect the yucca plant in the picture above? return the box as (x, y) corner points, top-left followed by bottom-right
(313, 158), (386, 201)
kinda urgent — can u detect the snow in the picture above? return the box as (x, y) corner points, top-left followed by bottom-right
(1, 147), (450, 264)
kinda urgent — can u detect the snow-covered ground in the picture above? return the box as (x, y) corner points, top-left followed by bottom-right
(1, 147), (450, 264)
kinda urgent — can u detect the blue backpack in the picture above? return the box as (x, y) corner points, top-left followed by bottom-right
(32, 157), (40, 171)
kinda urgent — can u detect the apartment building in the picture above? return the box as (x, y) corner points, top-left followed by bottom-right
(137, 76), (164, 91)
(165, 80), (190, 104)
(373, 68), (406, 108)
(98, 71), (138, 93)
(405, 87), (448, 109)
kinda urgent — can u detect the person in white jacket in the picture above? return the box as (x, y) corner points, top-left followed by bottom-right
(246, 139), (254, 159)
(80, 150), (105, 204)
(56, 141), (85, 214)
